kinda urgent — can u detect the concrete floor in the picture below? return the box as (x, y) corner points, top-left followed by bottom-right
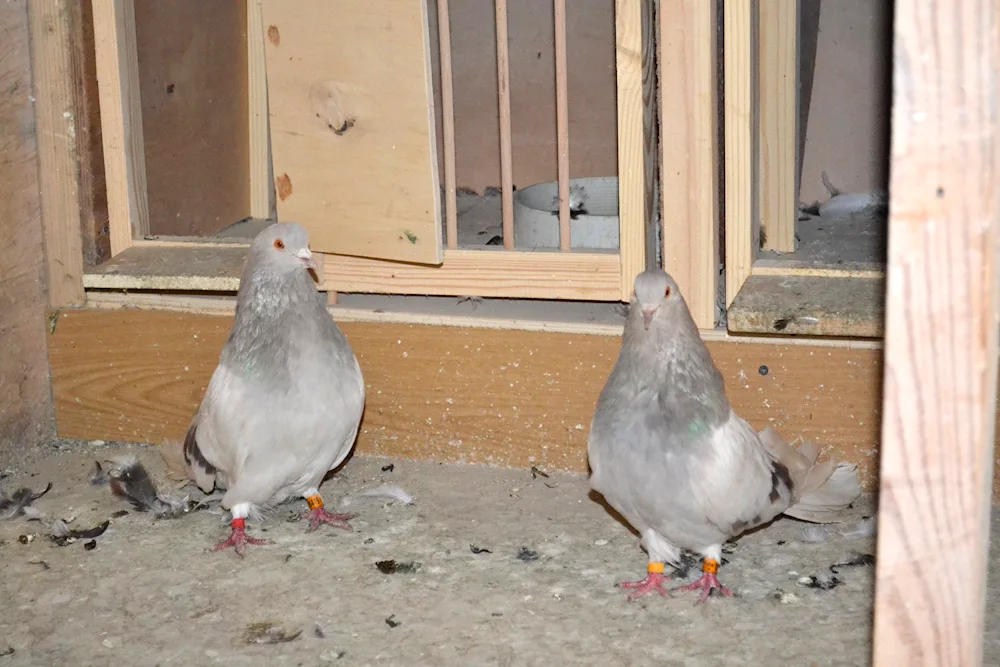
(0, 441), (997, 666)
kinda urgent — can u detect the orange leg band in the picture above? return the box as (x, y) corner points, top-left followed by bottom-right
(306, 494), (324, 511)
(702, 558), (720, 574)
(647, 562), (665, 574)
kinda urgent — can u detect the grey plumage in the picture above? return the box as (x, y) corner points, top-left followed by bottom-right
(166, 222), (365, 550)
(588, 269), (861, 599)
(0, 483), (52, 520)
(109, 456), (196, 519)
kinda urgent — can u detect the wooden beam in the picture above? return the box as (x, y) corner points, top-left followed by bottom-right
(92, 0), (148, 255)
(50, 309), (886, 492)
(757, 0), (797, 252)
(614, 0), (654, 301)
(723, 0), (755, 306)
(28, 0), (86, 307)
(871, 0), (1000, 663)
(0, 0), (55, 453)
(659, 0), (718, 329)
(246, 0), (273, 220)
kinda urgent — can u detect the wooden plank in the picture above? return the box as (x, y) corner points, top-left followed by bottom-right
(133, 0), (250, 237)
(871, 0), (1000, 663)
(27, 0), (85, 307)
(727, 274), (884, 338)
(495, 0), (515, 250)
(247, 0), (273, 221)
(723, 0), (755, 306)
(436, 0), (458, 249)
(659, 0), (718, 329)
(261, 0), (443, 265)
(82, 246), (247, 291)
(553, 0), (571, 251)
(614, 0), (654, 300)
(0, 0), (55, 452)
(325, 249), (622, 300)
(91, 0), (148, 255)
(757, 0), (797, 252)
(50, 309), (886, 492)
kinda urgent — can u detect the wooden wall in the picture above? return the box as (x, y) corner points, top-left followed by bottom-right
(0, 1), (55, 459)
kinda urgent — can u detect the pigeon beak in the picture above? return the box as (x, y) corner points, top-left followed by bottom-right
(295, 247), (318, 272)
(642, 307), (657, 330)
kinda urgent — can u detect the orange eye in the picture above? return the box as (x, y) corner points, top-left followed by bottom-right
(664, 286), (671, 297)
(274, 238), (285, 250)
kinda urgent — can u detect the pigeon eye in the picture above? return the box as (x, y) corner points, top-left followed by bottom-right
(274, 239), (285, 250)
(664, 286), (672, 297)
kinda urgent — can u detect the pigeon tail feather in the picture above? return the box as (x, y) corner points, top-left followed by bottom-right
(757, 426), (862, 524)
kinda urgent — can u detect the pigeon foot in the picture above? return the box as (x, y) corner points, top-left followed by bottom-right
(303, 496), (356, 532)
(214, 519), (272, 557)
(673, 559), (733, 603)
(619, 570), (671, 601)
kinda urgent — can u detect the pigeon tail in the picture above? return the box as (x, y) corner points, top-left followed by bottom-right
(757, 426), (862, 524)
(166, 421), (218, 494)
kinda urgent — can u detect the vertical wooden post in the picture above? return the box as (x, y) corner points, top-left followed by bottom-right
(437, 0), (458, 250)
(553, 0), (571, 252)
(659, 0), (718, 329)
(247, 0), (273, 221)
(494, 0), (515, 250)
(872, 0), (1000, 663)
(757, 0), (797, 253)
(615, 0), (655, 301)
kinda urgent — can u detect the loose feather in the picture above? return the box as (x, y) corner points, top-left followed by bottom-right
(109, 457), (206, 519)
(0, 483), (52, 520)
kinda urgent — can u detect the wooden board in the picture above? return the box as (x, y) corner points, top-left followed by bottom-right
(0, 1), (55, 453)
(261, 0), (443, 265)
(727, 274), (885, 338)
(27, 0), (86, 307)
(51, 308), (892, 494)
(659, 0), (719, 329)
(133, 0), (250, 237)
(871, 0), (1000, 662)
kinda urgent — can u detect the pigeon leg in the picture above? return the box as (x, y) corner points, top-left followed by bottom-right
(213, 516), (272, 557)
(302, 491), (355, 532)
(619, 562), (671, 601)
(673, 558), (733, 603)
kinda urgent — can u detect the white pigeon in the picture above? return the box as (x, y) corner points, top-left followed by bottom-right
(168, 223), (366, 556)
(588, 269), (862, 601)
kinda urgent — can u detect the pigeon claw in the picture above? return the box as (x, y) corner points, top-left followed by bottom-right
(304, 507), (356, 533)
(619, 572), (671, 601)
(673, 572), (734, 604)
(213, 527), (273, 558)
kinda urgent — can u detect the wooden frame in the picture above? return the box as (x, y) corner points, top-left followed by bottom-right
(81, 0), (665, 306)
(871, 0), (999, 661)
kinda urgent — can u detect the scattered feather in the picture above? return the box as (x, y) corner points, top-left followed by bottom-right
(109, 457), (206, 519)
(242, 622), (302, 645)
(470, 544), (492, 554)
(530, 466), (549, 479)
(89, 462), (110, 487)
(829, 553), (875, 574)
(111, 510), (129, 519)
(340, 485), (413, 508)
(796, 573), (841, 590)
(29, 559), (49, 570)
(313, 623), (326, 639)
(671, 552), (702, 579)
(49, 519), (110, 546)
(0, 647), (13, 657)
(800, 525), (830, 543)
(0, 483), (52, 520)
(841, 516), (877, 539)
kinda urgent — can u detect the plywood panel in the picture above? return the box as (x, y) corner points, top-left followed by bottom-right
(51, 309), (891, 495)
(134, 0), (250, 237)
(0, 1), (55, 455)
(262, 0), (443, 265)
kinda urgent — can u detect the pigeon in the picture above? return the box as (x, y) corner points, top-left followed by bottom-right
(165, 223), (366, 556)
(587, 269), (862, 601)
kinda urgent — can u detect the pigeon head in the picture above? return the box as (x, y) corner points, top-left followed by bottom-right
(251, 222), (318, 274)
(631, 269), (682, 331)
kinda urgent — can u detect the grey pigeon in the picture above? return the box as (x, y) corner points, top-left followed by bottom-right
(165, 223), (366, 556)
(588, 269), (861, 601)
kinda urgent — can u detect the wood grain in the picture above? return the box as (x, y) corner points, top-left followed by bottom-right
(614, 0), (654, 300)
(494, 0), (515, 250)
(871, 0), (1000, 663)
(757, 0), (797, 253)
(659, 0), (718, 329)
(133, 0), (250, 237)
(553, 0), (571, 252)
(50, 309), (885, 492)
(27, 0), (86, 307)
(92, 0), (148, 255)
(0, 0), (55, 454)
(261, 0), (443, 265)
(723, 0), (755, 306)
(247, 0), (273, 221)
(436, 0), (458, 250)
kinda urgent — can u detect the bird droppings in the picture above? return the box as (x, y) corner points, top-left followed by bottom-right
(385, 615), (402, 628)
(516, 547), (540, 562)
(403, 230), (418, 244)
(796, 573), (842, 591)
(313, 622), (326, 639)
(375, 559), (421, 574)
(83, 539), (97, 551)
(241, 621), (302, 645)
(530, 466), (549, 479)
(829, 553), (875, 573)
(381, 464), (395, 472)
(470, 544), (492, 554)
